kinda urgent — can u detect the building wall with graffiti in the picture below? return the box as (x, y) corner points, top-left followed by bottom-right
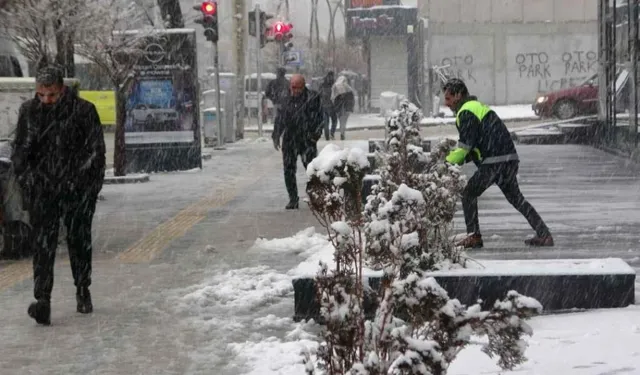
(422, 0), (597, 105)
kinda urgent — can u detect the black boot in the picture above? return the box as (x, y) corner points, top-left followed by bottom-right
(285, 198), (299, 210)
(76, 287), (93, 314)
(28, 299), (51, 326)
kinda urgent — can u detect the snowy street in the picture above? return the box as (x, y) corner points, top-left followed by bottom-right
(0, 136), (639, 374)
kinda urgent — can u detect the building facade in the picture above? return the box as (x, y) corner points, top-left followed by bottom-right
(345, 0), (422, 110)
(421, 0), (597, 105)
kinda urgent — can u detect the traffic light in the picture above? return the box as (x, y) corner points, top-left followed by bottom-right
(272, 21), (293, 42)
(248, 10), (274, 48)
(194, 1), (218, 43)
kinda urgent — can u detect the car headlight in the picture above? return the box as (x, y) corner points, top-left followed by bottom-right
(536, 96), (547, 103)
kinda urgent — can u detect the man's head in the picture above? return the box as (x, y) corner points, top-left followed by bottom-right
(442, 78), (469, 112)
(290, 74), (306, 97)
(35, 66), (65, 106)
(276, 67), (286, 78)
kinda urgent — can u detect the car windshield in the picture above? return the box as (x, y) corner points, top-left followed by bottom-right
(581, 74), (598, 86)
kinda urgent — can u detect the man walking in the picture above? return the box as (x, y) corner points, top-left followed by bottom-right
(11, 66), (106, 325)
(442, 78), (553, 249)
(272, 74), (324, 209)
(265, 67), (289, 122)
(319, 71), (337, 140)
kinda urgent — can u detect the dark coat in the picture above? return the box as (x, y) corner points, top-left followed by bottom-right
(319, 75), (335, 110)
(334, 92), (355, 115)
(11, 87), (106, 200)
(272, 87), (324, 146)
(265, 76), (290, 106)
(455, 96), (518, 166)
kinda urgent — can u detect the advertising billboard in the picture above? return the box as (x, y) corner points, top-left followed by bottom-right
(118, 29), (202, 173)
(124, 33), (198, 145)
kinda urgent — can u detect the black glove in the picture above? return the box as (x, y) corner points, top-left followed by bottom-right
(272, 136), (280, 151)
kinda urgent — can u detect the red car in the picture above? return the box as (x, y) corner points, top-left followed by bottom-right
(532, 74), (599, 120)
(533, 70), (630, 120)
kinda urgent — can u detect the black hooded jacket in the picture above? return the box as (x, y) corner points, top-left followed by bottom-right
(11, 87), (106, 197)
(272, 87), (324, 145)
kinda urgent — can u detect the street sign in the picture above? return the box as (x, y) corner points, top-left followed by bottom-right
(283, 50), (303, 66)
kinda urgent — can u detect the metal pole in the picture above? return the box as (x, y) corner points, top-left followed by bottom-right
(279, 41), (285, 67)
(630, 0), (639, 146)
(598, 0), (606, 124)
(255, 4), (263, 138)
(233, 0), (247, 140)
(425, 18), (433, 118)
(214, 42), (224, 147)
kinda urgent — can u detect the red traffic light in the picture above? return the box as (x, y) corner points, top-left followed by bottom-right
(273, 22), (293, 40)
(201, 1), (216, 15)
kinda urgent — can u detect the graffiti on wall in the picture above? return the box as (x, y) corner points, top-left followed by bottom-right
(440, 55), (477, 84)
(514, 50), (598, 92)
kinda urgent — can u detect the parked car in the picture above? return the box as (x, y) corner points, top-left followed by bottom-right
(533, 70), (630, 120)
(0, 139), (32, 260)
(131, 103), (178, 126)
(532, 74), (599, 120)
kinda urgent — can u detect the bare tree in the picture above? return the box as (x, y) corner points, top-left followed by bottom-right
(325, 0), (343, 70)
(309, 0), (320, 49)
(74, 0), (152, 176)
(275, 0), (290, 19)
(0, 0), (86, 74)
(156, 0), (184, 28)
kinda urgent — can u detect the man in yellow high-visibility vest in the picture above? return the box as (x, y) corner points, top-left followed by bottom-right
(443, 78), (553, 249)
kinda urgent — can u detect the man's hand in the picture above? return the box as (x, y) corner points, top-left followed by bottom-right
(445, 148), (467, 166)
(273, 137), (280, 151)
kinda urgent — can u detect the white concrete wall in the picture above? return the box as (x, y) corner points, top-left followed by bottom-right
(421, 0), (598, 104)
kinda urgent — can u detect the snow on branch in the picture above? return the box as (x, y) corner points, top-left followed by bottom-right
(302, 99), (542, 374)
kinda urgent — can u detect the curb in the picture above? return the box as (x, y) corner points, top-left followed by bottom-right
(103, 173), (150, 185)
(243, 116), (539, 133)
(106, 152), (214, 169)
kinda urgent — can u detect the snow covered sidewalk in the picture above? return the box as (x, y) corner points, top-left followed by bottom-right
(182, 228), (640, 375)
(244, 105), (538, 132)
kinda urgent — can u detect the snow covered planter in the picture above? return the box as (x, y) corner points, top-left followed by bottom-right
(301, 100), (542, 374)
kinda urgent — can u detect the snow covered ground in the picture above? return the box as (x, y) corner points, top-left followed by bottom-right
(169, 227), (640, 375)
(244, 105), (538, 132)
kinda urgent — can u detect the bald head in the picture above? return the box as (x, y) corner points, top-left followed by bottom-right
(290, 74), (306, 97)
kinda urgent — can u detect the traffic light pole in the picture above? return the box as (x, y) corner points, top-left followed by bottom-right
(213, 41), (224, 147)
(255, 4), (263, 137)
(279, 41), (285, 67)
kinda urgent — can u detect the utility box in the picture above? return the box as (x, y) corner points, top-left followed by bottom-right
(210, 72), (237, 143)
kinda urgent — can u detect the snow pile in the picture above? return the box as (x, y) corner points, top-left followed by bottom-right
(229, 304), (640, 374)
(172, 265), (293, 332)
(253, 227), (328, 257)
(306, 143), (369, 183)
(421, 104), (537, 125)
(229, 321), (320, 375)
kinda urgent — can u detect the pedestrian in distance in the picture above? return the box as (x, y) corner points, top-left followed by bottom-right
(272, 74), (324, 210)
(319, 71), (337, 140)
(442, 78), (554, 249)
(265, 67), (289, 123)
(11, 66), (106, 325)
(331, 75), (356, 140)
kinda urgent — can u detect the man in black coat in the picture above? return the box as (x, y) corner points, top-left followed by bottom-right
(272, 74), (324, 209)
(11, 66), (106, 325)
(265, 67), (289, 122)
